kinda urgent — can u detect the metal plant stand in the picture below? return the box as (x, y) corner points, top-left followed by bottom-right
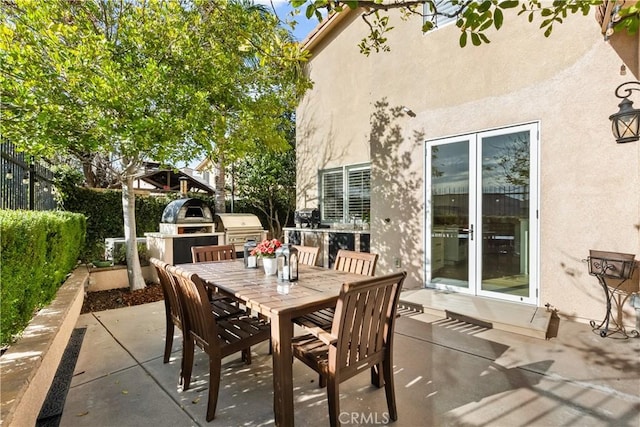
(587, 250), (638, 338)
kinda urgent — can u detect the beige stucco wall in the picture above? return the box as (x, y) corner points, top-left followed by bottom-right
(296, 9), (640, 326)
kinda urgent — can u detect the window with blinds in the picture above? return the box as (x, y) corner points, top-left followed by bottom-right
(423, 0), (458, 29)
(320, 164), (370, 223)
(347, 168), (370, 220)
(321, 170), (344, 222)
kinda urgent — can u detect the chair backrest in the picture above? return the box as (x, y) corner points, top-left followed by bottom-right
(191, 244), (236, 263)
(150, 257), (182, 326)
(293, 245), (320, 266)
(331, 272), (406, 374)
(333, 250), (378, 276)
(167, 265), (218, 355)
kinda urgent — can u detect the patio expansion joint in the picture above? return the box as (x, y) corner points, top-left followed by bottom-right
(86, 312), (201, 425)
(541, 371), (640, 404)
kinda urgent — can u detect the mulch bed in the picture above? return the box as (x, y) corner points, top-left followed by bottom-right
(81, 283), (164, 314)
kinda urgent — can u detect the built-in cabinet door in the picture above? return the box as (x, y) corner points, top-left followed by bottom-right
(173, 235), (219, 264)
(288, 230), (301, 245)
(328, 232), (355, 268)
(425, 123), (539, 304)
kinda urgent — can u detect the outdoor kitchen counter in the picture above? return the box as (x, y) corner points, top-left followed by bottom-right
(283, 227), (370, 268)
(146, 231), (226, 265)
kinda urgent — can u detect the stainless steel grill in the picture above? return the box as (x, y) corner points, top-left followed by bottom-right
(214, 213), (268, 252)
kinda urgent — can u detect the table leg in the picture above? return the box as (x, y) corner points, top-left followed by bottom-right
(272, 312), (294, 426)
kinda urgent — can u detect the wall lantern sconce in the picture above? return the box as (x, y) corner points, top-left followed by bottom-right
(22, 172), (29, 185)
(609, 81), (640, 143)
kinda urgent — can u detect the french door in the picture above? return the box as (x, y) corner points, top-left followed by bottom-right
(425, 123), (539, 304)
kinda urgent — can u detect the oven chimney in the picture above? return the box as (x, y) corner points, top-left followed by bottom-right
(179, 177), (188, 198)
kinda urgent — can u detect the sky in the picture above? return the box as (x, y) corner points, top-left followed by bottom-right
(254, 0), (321, 41)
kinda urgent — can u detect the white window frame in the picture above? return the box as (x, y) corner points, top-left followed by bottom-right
(423, 0), (458, 30)
(319, 163), (371, 224)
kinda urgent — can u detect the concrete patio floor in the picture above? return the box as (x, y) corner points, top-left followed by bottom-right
(57, 300), (640, 427)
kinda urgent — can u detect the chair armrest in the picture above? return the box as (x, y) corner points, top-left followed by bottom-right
(312, 328), (338, 346)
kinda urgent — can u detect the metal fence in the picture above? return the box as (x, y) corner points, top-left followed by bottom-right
(432, 185), (529, 217)
(1, 141), (56, 211)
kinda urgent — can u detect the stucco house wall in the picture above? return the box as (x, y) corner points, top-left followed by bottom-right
(296, 8), (640, 326)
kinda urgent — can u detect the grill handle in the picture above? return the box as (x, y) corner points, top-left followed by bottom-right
(462, 224), (474, 241)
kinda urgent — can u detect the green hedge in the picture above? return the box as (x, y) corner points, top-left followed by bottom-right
(61, 187), (216, 260)
(0, 210), (86, 346)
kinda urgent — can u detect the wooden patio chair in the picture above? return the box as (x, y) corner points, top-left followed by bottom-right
(294, 250), (379, 331)
(333, 249), (378, 276)
(168, 265), (271, 422)
(150, 257), (185, 365)
(292, 272), (407, 427)
(191, 244), (244, 310)
(191, 244), (236, 262)
(293, 245), (320, 266)
(151, 257), (246, 381)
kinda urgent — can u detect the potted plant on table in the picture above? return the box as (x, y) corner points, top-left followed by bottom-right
(251, 238), (282, 276)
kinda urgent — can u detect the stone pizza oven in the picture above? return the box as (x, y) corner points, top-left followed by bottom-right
(159, 198), (215, 234)
(146, 198), (224, 264)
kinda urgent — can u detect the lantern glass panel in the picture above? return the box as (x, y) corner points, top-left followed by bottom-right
(244, 240), (257, 268)
(276, 246), (288, 281)
(290, 251), (299, 282)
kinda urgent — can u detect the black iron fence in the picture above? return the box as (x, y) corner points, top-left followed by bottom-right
(432, 185), (529, 218)
(1, 141), (56, 211)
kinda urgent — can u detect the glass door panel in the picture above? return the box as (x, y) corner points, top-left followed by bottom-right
(426, 123), (538, 304)
(479, 131), (531, 299)
(428, 139), (472, 292)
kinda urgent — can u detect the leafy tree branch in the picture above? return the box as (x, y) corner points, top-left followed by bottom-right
(289, 1), (639, 54)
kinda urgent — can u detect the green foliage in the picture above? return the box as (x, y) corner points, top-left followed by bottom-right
(288, 1), (638, 53)
(63, 188), (131, 258)
(1, 0), (310, 163)
(114, 242), (149, 266)
(52, 163), (90, 207)
(0, 210), (86, 346)
(617, 1), (640, 35)
(231, 144), (296, 240)
(1, 0), (311, 288)
(59, 186), (215, 261)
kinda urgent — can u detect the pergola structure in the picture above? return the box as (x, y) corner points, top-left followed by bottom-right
(136, 165), (215, 195)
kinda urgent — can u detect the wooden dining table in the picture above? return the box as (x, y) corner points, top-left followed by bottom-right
(176, 259), (363, 426)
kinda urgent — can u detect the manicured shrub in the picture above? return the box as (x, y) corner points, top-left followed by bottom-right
(60, 187), (216, 261)
(0, 210), (86, 346)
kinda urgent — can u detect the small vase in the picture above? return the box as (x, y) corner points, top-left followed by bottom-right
(262, 258), (277, 276)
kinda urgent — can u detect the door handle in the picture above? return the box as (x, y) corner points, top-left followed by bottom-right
(462, 224), (474, 241)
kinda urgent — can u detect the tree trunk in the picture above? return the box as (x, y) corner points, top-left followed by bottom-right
(121, 170), (145, 291)
(81, 160), (97, 188)
(215, 156), (226, 214)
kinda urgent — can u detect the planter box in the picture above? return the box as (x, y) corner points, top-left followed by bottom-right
(0, 267), (87, 427)
(87, 264), (156, 292)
